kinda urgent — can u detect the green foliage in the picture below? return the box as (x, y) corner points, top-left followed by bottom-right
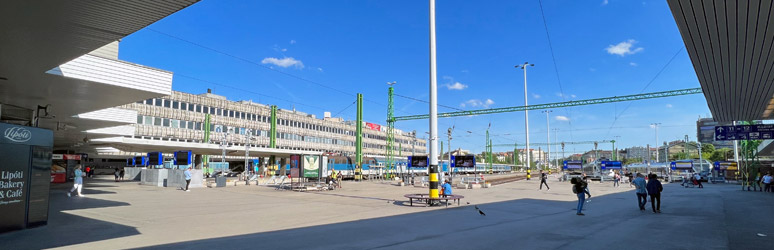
(701, 143), (715, 154)
(623, 157), (642, 165)
(709, 148), (732, 162)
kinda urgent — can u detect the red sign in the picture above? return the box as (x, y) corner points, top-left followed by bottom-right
(63, 154), (81, 160)
(366, 122), (381, 131)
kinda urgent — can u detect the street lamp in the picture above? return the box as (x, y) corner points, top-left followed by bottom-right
(542, 110), (552, 169)
(516, 62), (534, 170)
(651, 123), (661, 162)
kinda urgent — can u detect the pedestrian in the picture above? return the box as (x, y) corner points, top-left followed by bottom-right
(85, 166), (91, 178)
(119, 168), (125, 181)
(763, 172), (773, 192)
(184, 167), (192, 192)
(539, 170), (550, 191)
(89, 167), (95, 178)
(646, 174), (663, 213)
(571, 177), (590, 216)
(633, 173), (648, 211)
(67, 165), (85, 197)
(628, 172), (634, 187)
(337, 171), (343, 189)
(749, 173), (761, 192)
(114, 168), (120, 182)
(694, 173), (704, 188)
(614, 171), (621, 188)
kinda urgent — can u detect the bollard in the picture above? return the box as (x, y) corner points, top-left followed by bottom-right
(429, 165), (439, 205)
(527, 169), (531, 180)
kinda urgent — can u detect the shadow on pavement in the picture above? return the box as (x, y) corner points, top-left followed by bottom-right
(1, 189), (138, 250)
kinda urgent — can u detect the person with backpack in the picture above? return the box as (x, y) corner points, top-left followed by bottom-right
(539, 170), (550, 191)
(613, 172), (621, 187)
(646, 174), (663, 213)
(571, 177), (590, 216)
(633, 173), (648, 211)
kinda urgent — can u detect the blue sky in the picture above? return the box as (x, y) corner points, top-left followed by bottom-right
(120, 0), (710, 156)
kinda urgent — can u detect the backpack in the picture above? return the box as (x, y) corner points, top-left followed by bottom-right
(572, 185), (579, 194)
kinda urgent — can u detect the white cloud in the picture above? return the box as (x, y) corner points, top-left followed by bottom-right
(317, 67), (324, 72)
(602, 0), (609, 5)
(556, 93), (578, 99)
(461, 99), (494, 108)
(442, 75), (454, 81)
(290, 40), (296, 44)
(555, 116), (570, 121)
(261, 57), (304, 69)
(445, 82), (468, 90)
(629, 62), (638, 66)
(571, 94), (577, 98)
(281, 48), (288, 52)
(605, 39), (644, 56)
(532, 93), (541, 99)
(666, 104), (673, 108)
(461, 69), (469, 73)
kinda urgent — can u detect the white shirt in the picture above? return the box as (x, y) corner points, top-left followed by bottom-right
(763, 175), (773, 184)
(694, 174), (701, 180)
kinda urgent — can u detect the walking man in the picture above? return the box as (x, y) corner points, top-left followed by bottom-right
(184, 167), (192, 192)
(646, 174), (663, 213)
(571, 177), (590, 216)
(694, 173), (704, 188)
(633, 173), (647, 211)
(614, 171), (620, 188)
(763, 172), (773, 192)
(539, 170), (550, 191)
(67, 165), (85, 197)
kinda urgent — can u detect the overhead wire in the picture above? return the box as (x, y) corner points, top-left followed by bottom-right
(537, 0), (574, 142)
(604, 47), (686, 136)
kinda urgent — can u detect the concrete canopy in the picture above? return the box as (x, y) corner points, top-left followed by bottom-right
(90, 137), (322, 158)
(0, 0), (199, 148)
(668, 0), (774, 122)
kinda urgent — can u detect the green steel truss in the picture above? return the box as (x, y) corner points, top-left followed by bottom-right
(386, 87), (396, 175)
(392, 88), (702, 121)
(492, 140), (613, 147)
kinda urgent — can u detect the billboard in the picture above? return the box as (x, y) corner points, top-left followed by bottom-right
(670, 161), (694, 170)
(408, 156), (428, 168)
(365, 122), (381, 131)
(289, 155), (301, 178)
(302, 155), (320, 178)
(133, 156), (145, 166)
(147, 152), (162, 165)
(174, 151), (192, 165)
(452, 155), (476, 168)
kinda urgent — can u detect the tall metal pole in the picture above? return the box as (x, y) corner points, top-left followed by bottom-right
(447, 126), (453, 182)
(428, 0), (440, 201)
(543, 110), (552, 169)
(244, 129), (251, 181)
(652, 123), (661, 162)
(553, 128), (559, 169)
(387, 82), (396, 179)
(517, 62), (534, 169)
(732, 121), (739, 167)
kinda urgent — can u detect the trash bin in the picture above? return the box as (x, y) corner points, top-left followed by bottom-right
(216, 176), (226, 187)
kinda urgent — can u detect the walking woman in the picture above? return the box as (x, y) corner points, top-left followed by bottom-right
(646, 174), (663, 213)
(67, 165), (85, 197)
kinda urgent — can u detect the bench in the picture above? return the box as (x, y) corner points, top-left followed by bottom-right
(404, 193), (464, 207)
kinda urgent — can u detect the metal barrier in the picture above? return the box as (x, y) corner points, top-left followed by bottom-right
(460, 177), (484, 185)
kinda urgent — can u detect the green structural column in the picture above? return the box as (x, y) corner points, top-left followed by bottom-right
(270, 105), (277, 148)
(356, 94), (363, 167)
(386, 86), (395, 176)
(204, 114), (211, 142)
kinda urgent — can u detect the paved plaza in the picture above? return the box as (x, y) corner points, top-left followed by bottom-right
(2, 175), (772, 250)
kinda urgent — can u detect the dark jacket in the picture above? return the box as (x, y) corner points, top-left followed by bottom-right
(646, 179), (663, 195)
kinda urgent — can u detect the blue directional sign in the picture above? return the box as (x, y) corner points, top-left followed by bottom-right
(715, 124), (774, 141)
(600, 161), (622, 170)
(563, 160), (582, 169)
(670, 161), (693, 170)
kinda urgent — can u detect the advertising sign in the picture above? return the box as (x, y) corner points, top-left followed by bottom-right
(365, 122), (381, 131)
(670, 161), (694, 170)
(713, 161), (737, 171)
(289, 155), (301, 178)
(174, 151), (192, 165)
(302, 155), (320, 178)
(408, 156), (429, 168)
(451, 155), (476, 168)
(147, 152), (163, 165)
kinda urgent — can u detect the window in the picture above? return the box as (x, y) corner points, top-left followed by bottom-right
(209, 107), (215, 115)
(217, 108), (222, 116)
(162, 118), (170, 127)
(195, 122), (202, 130)
(144, 116), (153, 125)
(187, 121), (194, 129)
(163, 99), (171, 108)
(171, 119), (179, 128)
(154, 99), (162, 107)
(196, 105), (201, 113)
(137, 115), (143, 124)
(154, 117), (162, 126)
(144, 99), (153, 105)
(180, 102), (186, 110)
(172, 101), (179, 109)
(229, 110), (235, 117)
(188, 104), (194, 112)
(180, 120), (187, 129)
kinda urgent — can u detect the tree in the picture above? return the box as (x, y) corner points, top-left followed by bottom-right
(624, 157), (642, 165)
(710, 148), (732, 162)
(701, 143), (715, 155)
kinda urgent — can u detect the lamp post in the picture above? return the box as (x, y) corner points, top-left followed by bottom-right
(447, 126), (454, 182)
(542, 110), (552, 169)
(651, 123), (661, 162)
(516, 62), (534, 170)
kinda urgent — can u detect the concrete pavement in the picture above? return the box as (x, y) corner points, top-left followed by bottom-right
(2, 175), (772, 249)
